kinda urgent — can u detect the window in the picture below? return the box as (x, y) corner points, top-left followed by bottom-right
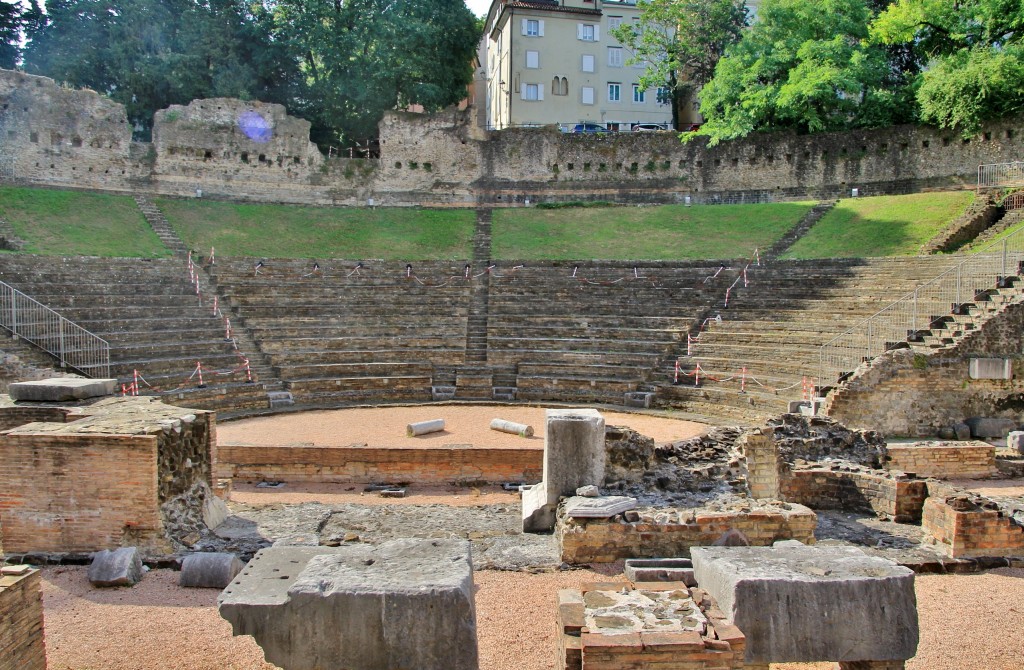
(632, 85), (645, 103)
(608, 47), (623, 67)
(608, 83), (621, 102)
(521, 83), (541, 101)
(526, 50), (539, 69)
(581, 54), (595, 73)
(522, 19), (544, 36)
(608, 16), (622, 30)
(578, 23), (599, 41)
(656, 87), (670, 104)
(582, 86), (595, 105)
(552, 77), (569, 96)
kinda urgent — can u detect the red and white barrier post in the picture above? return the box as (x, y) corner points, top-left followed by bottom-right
(197, 361), (206, 388)
(224, 317), (232, 341)
(244, 358), (253, 383)
(724, 286), (732, 307)
(694, 363), (702, 387)
(740, 366), (747, 393)
(674, 359), (680, 384)
(209, 246), (215, 265)
(133, 369), (140, 396)
(212, 296), (218, 316)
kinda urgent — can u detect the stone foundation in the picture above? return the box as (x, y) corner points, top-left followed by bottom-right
(217, 444), (541, 486)
(0, 568), (46, 670)
(557, 582), (745, 670)
(556, 502), (816, 564)
(884, 440), (996, 479)
(782, 468), (928, 523)
(922, 495), (1024, 558)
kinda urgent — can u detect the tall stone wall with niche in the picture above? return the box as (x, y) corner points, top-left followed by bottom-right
(827, 303), (1024, 436)
(3, 67), (1024, 207)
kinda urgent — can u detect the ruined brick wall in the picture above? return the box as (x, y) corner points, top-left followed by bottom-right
(0, 569), (46, 670)
(4, 68), (1024, 207)
(740, 428), (782, 500)
(0, 405), (72, 431)
(156, 411), (213, 503)
(922, 495), (1024, 558)
(0, 432), (164, 553)
(827, 303), (1024, 436)
(885, 442), (996, 479)
(0, 69), (143, 189)
(556, 502), (816, 563)
(217, 444), (541, 486)
(781, 468), (928, 522)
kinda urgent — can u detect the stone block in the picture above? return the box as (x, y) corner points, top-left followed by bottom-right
(969, 357), (1012, 380)
(88, 547), (144, 587)
(218, 539), (478, 670)
(953, 423), (972, 441)
(691, 545), (918, 664)
(564, 495), (637, 518)
(522, 482), (554, 533)
(202, 494), (229, 530)
(1009, 431), (1024, 454)
(623, 558), (696, 585)
(179, 553), (244, 589)
(965, 417), (1017, 439)
(9, 377), (117, 402)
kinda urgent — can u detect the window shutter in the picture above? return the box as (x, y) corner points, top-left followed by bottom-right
(577, 23), (584, 40)
(538, 20), (545, 36)
(520, 82), (526, 100)
(522, 19), (528, 35)
(594, 26), (600, 41)
(538, 86), (544, 101)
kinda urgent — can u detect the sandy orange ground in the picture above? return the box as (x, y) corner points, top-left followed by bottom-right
(216, 405), (708, 450)
(40, 564), (1024, 670)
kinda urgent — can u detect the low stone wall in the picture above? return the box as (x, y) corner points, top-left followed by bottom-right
(781, 468), (928, 523)
(885, 441), (996, 479)
(217, 444), (542, 486)
(0, 569), (46, 670)
(556, 502), (816, 564)
(922, 495), (1024, 559)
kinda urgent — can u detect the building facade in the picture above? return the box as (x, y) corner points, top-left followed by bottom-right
(483, 0), (675, 131)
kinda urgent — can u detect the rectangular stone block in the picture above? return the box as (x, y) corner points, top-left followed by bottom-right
(9, 377), (117, 401)
(691, 545), (918, 664)
(968, 357), (1012, 380)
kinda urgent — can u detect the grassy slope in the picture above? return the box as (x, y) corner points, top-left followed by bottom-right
(158, 199), (476, 259)
(491, 202), (815, 260)
(782, 191), (975, 259)
(0, 186), (169, 257)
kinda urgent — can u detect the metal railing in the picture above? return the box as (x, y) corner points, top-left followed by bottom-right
(0, 281), (110, 378)
(819, 227), (1024, 385)
(978, 161), (1024, 191)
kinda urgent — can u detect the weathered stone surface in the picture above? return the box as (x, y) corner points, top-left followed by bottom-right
(523, 409), (605, 532)
(202, 494), (229, 530)
(1009, 431), (1024, 454)
(88, 547), (144, 587)
(623, 558), (696, 586)
(968, 357), (1012, 380)
(9, 377), (116, 401)
(953, 422), (972, 441)
(564, 495), (637, 518)
(965, 416), (1017, 439)
(218, 539), (478, 670)
(691, 545), (918, 664)
(179, 552), (243, 589)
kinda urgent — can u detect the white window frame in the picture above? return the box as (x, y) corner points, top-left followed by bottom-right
(608, 83), (621, 102)
(608, 16), (623, 31)
(522, 19), (544, 37)
(526, 50), (539, 69)
(581, 86), (595, 105)
(608, 47), (623, 67)
(577, 23), (599, 41)
(581, 54), (596, 73)
(521, 82), (543, 101)
(632, 85), (645, 103)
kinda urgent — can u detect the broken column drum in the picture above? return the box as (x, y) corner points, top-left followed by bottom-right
(407, 419), (445, 436)
(489, 418), (534, 437)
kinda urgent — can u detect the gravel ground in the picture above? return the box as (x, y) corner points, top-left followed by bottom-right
(40, 566), (1024, 670)
(216, 405), (708, 449)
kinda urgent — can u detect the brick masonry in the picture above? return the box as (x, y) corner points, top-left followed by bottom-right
(782, 468), (928, 523)
(885, 441), (996, 479)
(922, 495), (1024, 559)
(3, 68), (1024, 206)
(217, 444), (542, 486)
(556, 503), (816, 564)
(0, 569), (46, 670)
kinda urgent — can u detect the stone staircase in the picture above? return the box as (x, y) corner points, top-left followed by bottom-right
(134, 195), (188, 256)
(466, 209), (492, 366)
(765, 200), (837, 259)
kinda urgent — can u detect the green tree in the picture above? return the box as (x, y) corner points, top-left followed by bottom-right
(610, 0), (747, 130)
(871, 0), (1024, 134)
(273, 0), (479, 147)
(691, 0), (916, 144)
(0, 0), (41, 69)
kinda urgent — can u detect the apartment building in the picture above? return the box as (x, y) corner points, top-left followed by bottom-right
(483, 0), (676, 131)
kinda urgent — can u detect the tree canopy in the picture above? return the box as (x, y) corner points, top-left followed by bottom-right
(18, 0), (479, 147)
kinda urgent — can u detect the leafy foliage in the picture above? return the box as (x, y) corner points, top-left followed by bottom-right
(610, 0), (747, 128)
(691, 0), (916, 145)
(0, 0), (41, 69)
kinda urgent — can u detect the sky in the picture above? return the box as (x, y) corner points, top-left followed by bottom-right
(465, 0), (492, 17)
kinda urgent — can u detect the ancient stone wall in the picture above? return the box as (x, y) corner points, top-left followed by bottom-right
(885, 441), (996, 479)
(556, 501), (816, 563)
(4, 68), (1024, 207)
(0, 569), (46, 670)
(827, 303), (1024, 436)
(217, 444), (542, 486)
(781, 468), (928, 523)
(922, 494), (1024, 558)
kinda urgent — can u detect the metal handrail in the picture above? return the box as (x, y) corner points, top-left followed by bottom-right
(819, 226), (1024, 385)
(0, 280), (111, 378)
(978, 161), (1024, 191)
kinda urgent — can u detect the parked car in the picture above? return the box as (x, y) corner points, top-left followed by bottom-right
(632, 123), (669, 132)
(569, 123), (609, 134)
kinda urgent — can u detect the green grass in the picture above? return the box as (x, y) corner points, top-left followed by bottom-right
(491, 202), (815, 260)
(782, 191), (975, 259)
(158, 199), (475, 259)
(0, 186), (169, 257)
